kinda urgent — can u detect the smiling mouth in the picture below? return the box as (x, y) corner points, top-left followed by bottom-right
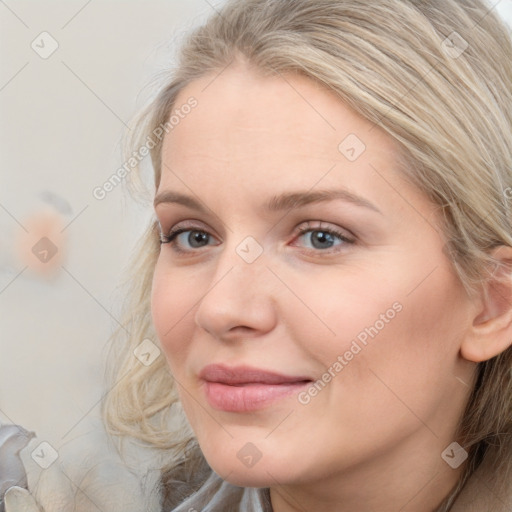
(199, 364), (313, 412)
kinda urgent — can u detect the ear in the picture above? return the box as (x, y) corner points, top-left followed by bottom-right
(461, 245), (512, 362)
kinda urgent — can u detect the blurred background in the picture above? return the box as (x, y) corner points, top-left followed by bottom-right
(0, 0), (227, 456)
(0, 0), (511, 488)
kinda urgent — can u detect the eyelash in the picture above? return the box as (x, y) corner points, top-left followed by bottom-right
(158, 221), (355, 255)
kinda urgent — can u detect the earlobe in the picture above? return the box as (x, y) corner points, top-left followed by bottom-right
(460, 246), (512, 363)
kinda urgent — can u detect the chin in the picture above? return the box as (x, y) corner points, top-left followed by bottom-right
(202, 447), (301, 488)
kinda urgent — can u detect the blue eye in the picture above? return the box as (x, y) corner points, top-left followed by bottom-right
(158, 222), (354, 255)
(159, 228), (217, 251)
(295, 227), (352, 251)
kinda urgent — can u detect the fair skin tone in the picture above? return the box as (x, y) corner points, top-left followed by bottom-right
(151, 58), (512, 512)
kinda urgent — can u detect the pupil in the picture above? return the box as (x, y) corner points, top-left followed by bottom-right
(312, 231), (334, 249)
(189, 231), (208, 247)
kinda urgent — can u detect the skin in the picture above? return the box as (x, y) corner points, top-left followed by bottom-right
(151, 57), (510, 512)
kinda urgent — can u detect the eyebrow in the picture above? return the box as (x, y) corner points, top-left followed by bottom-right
(153, 189), (382, 215)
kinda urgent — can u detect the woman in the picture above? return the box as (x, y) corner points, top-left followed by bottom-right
(95, 0), (512, 511)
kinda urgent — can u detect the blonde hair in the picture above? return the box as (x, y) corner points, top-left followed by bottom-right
(102, 0), (512, 508)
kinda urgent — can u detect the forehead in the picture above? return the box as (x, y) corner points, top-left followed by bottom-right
(157, 62), (433, 224)
(164, 63), (394, 163)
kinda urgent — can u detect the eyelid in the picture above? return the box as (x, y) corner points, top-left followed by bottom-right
(159, 218), (218, 236)
(293, 220), (354, 241)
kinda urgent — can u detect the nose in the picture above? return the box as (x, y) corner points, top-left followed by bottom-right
(194, 247), (278, 342)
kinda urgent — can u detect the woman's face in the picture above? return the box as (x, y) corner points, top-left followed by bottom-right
(151, 61), (477, 494)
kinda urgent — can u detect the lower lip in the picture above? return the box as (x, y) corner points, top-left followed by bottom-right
(204, 381), (310, 412)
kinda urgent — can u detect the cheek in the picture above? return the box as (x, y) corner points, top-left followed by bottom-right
(150, 260), (196, 372)
(150, 261), (220, 439)
(293, 255), (464, 399)
(283, 266), (405, 365)
(336, 272), (466, 419)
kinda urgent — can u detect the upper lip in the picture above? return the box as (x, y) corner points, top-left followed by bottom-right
(199, 364), (313, 385)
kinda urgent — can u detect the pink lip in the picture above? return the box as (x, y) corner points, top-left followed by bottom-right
(199, 364), (312, 412)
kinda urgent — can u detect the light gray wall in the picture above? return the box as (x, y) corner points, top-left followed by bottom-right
(0, 0), (224, 448)
(0, 0), (511, 453)
(500, 0), (512, 25)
